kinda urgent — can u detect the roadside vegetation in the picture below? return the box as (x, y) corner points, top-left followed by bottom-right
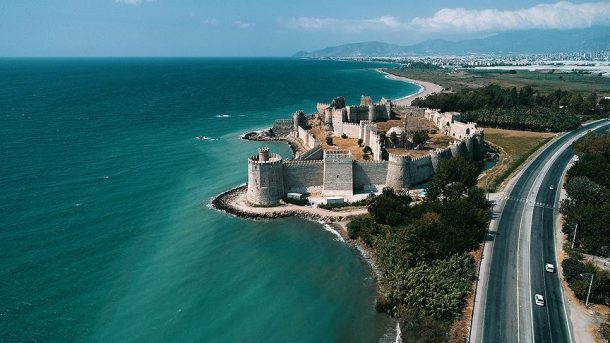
(412, 84), (608, 132)
(560, 132), (610, 339)
(561, 132), (610, 257)
(347, 157), (491, 341)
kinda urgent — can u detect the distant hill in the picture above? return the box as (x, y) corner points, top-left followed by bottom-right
(294, 27), (610, 57)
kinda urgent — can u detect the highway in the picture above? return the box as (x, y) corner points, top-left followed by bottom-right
(473, 119), (610, 343)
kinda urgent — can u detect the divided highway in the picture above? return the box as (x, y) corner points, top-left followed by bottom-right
(472, 119), (610, 343)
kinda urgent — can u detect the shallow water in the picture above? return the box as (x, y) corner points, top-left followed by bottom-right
(0, 58), (419, 342)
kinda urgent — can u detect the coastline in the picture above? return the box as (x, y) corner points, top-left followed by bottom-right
(210, 185), (380, 274)
(376, 68), (444, 106)
(211, 185), (367, 223)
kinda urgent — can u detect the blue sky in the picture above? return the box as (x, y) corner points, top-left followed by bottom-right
(1, 0), (609, 56)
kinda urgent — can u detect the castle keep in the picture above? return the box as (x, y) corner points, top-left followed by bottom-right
(246, 96), (485, 206)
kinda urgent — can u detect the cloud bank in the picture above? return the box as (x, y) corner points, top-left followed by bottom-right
(285, 1), (610, 34)
(411, 1), (610, 33)
(284, 16), (406, 33)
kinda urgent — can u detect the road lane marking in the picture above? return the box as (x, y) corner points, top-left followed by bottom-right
(541, 209), (553, 342)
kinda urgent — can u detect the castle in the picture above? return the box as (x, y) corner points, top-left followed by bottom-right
(247, 96), (485, 206)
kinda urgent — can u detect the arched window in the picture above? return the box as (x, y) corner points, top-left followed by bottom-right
(466, 128), (470, 135)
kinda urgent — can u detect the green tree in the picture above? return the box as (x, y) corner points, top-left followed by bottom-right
(413, 130), (430, 147)
(564, 176), (605, 205)
(367, 187), (411, 225)
(427, 157), (479, 202)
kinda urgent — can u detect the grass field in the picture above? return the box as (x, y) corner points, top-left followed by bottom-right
(387, 68), (610, 95)
(478, 128), (555, 190)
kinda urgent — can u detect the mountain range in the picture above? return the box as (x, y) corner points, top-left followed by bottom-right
(293, 27), (610, 57)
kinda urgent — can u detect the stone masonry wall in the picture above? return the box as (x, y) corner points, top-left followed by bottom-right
(323, 151), (353, 196)
(297, 125), (320, 150)
(409, 155), (434, 185)
(353, 161), (388, 190)
(283, 160), (324, 193)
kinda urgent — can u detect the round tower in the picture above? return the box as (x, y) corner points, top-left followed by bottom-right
(258, 147), (270, 162)
(386, 154), (411, 190)
(449, 142), (460, 158)
(247, 148), (284, 206)
(464, 135), (474, 160)
(292, 111), (300, 131)
(368, 104), (375, 122)
(430, 150), (440, 172)
(474, 130), (485, 160)
(324, 108), (333, 132)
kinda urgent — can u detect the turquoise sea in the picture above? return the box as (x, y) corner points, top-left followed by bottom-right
(0, 58), (419, 342)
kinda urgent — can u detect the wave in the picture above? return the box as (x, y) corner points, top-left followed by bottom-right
(215, 114), (231, 118)
(317, 220), (345, 242)
(195, 136), (217, 141)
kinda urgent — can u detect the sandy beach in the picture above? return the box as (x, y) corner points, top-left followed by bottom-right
(377, 69), (444, 106)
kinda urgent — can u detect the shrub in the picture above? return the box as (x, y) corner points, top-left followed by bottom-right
(357, 138), (363, 146)
(325, 136), (333, 145)
(562, 258), (583, 280)
(341, 133), (347, 139)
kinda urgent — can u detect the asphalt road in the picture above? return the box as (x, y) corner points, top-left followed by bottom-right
(479, 120), (609, 343)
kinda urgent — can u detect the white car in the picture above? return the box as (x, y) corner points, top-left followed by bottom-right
(545, 263), (555, 273)
(535, 294), (545, 306)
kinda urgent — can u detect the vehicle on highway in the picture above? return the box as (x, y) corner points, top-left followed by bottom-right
(535, 294), (545, 306)
(545, 263), (555, 273)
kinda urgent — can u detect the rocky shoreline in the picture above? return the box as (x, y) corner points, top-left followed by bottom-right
(211, 185), (364, 222)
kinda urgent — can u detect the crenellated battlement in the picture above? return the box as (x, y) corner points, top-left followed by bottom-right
(284, 160), (324, 167)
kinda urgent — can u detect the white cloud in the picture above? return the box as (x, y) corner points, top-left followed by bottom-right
(411, 1), (610, 33)
(284, 2), (610, 35)
(204, 18), (218, 26)
(234, 21), (254, 29)
(284, 16), (407, 33)
(115, 0), (154, 5)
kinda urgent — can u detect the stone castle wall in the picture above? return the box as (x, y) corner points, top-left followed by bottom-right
(338, 122), (361, 138)
(353, 161), (388, 190)
(410, 155), (434, 185)
(297, 125), (320, 150)
(283, 160), (324, 193)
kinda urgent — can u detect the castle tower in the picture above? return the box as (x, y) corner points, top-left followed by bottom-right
(258, 147), (270, 162)
(386, 154), (412, 190)
(368, 104), (375, 122)
(464, 135), (474, 160)
(292, 111), (301, 131)
(430, 150), (440, 172)
(324, 108), (333, 132)
(474, 130), (485, 160)
(247, 148), (284, 206)
(323, 150), (353, 197)
(449, 142), (460, 158)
